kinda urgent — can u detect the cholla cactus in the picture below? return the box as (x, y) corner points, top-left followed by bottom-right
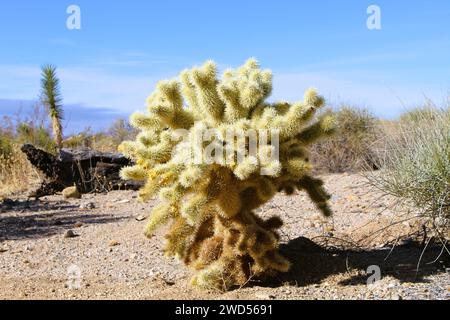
(119, 58), (335, 290)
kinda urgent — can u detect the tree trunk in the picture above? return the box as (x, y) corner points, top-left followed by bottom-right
(21, 144), (143, 198)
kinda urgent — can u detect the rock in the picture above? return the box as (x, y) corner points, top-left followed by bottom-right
(79, 202), (95, 210)
(135, 215), (147, 222)
(74, 222), (83, 228)
(117, 199), (130, 204)
(304, 221), (314, 228)
(62, 187), (81, 199)
(64, 230), (77, 238)
(2, 198), (15, 206)
(109, 240), (120, 247)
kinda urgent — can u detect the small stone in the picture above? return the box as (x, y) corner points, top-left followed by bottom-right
(79, 202), (95, 210)
(74, 222), (83, 228)
(135, 215), (147, 222)
(255, 293), (274, 300)
(62, 187), (81, 199)
(391, 294), (402, 300)
(64, 230), (77, 238)
(109, 240), (120, 247)
(117, 199), (130, 204)
(387, 281), (397, 289)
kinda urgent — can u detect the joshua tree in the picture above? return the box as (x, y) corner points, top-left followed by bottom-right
(40, 65), (64, 149)
(120, 58), (335, 290)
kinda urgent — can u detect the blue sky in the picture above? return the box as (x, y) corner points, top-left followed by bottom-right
(1, 0), (449, 133)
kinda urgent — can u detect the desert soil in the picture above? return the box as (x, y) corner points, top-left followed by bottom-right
(0, 173), (449, 300)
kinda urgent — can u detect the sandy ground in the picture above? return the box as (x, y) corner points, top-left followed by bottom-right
(0, 173), (449, 300)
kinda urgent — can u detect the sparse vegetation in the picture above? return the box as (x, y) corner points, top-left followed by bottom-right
(368, 106), (450, 234)
(310, 106), (379, 173)
(0, 144), (41, 198)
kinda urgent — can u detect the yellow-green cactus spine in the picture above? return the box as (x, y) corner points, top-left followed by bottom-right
(120, 58), (335, 290)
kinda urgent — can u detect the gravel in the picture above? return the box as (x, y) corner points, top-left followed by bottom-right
(0, 173), (448, 300)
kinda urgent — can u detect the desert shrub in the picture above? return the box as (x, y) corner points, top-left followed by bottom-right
(0, 106), (54, 196)
(63, 119), (137, 152)
(399, 106), (441, 123)
(64, 127), (94, 149)
(0, 143), (41, 198)
(15, 123), (56, 153)
(367, 107), (450, 233)
(310, 106), (379, 173)
(108, 118), (138, 146)
(0, 132), (14, 158)
(119, 59), (335, 290)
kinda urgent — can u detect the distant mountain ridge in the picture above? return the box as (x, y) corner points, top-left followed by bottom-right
(0, 99), (130, 134)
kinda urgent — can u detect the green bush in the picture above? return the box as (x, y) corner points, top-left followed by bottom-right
(15, 122), (56, 153)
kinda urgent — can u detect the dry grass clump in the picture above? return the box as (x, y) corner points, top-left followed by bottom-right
(0, 143), (41, 198)
(367, 106), (450, 235)
(310, 106), (379, 173)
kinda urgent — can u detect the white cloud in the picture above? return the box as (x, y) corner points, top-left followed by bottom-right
(0, 64), (165, 113)
(0, 64), (447, 119)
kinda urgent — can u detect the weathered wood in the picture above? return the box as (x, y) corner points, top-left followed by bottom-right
(21, 144), (143, 197)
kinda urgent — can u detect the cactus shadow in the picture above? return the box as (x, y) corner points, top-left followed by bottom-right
(257, 236), (449, 288)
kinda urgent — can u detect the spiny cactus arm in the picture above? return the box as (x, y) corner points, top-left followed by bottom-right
(296, 113), (335, 145)
(118, 132), (175, 165)
(144, 203), (178, 238)
(218, 79), (247, 122)
(233, 156), (259, 180)
(180, 70), (203, 120)
(181, 193), (214, 225)
(254, 177), (278, 202)
(120, 165), (147, 181)
(146, 81), (195, 130)
(164, 216), (196, 258)
(190, 61), (224, 125)
(297, 175), (332, 217)
(259, 250), (291, 272)
(283, 157), (312, 178)
(264, 89), (325, 140)
(137, 165), (179, 201)
(136, 131), (160, 147)
(129, 112), (162, 131)
(159, 183), (189, 202)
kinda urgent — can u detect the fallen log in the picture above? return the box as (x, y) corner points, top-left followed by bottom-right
(21, 144), (143, 197)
